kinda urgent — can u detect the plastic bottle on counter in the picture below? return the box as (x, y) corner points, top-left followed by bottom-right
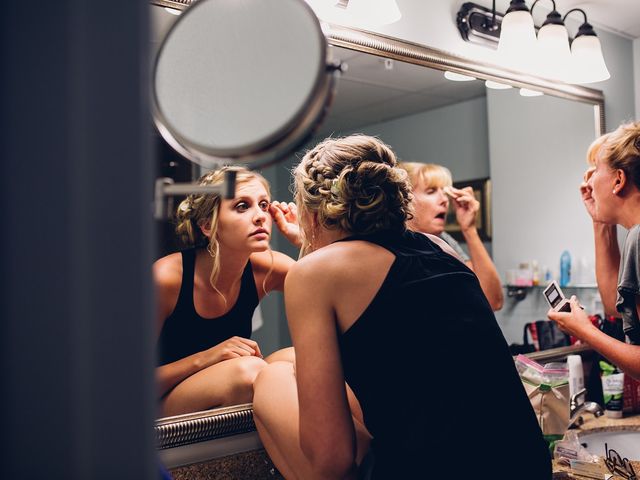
(560, 250), (571, 287)
(567, 355), (585, 400)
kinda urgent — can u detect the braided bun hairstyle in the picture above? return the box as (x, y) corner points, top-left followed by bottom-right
(294, 135), (412, 242)
(175, 166), (271, 294)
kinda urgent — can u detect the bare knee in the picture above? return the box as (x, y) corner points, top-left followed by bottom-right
(227, 356), (267, 401)
(253, 361), (295, 413)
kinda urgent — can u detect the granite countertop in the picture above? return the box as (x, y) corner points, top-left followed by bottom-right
(552, 413), (640, 479)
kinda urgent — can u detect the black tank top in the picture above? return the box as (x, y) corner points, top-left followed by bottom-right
(336, 230), (551, 479)
(157, 248), (259, 366)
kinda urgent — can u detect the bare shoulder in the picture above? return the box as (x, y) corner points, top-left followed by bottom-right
(289, 240), (393, 286)
(153, 252), (183, 293)
(250, 249), (295, 273)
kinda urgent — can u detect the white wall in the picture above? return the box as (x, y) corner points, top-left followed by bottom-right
(487, 88), (599, 343)
(634, 38), (640, 118)
(336, 96), (489, 180)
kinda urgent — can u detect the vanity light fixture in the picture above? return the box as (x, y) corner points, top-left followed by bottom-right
(164, 7), (182, 15)
(485, 80), (512, 89)
(444, 71), (476, 81)
(456, 1), (610, 84)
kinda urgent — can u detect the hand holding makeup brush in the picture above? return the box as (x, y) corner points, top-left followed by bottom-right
(444, 185), (479, 232)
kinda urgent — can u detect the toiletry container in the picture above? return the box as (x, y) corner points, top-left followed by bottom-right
(567, 355), (584, 399)
(560, 250), (571, 287)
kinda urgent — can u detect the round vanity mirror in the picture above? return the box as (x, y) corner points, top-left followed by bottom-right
(152, 0), (334, 169)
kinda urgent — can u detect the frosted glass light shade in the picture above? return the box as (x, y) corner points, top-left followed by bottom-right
(346, 0), (401, 26)
(444, 71), (476, 82)
(497, 10), (537, 71)
(569, 35), (610, 84)
(536, 23), (571, 81)
(485, 80), (512, 89)
(520, 88), (543, 97)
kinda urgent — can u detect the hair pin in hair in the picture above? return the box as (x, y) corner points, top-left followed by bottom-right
(330, 178), (340, 196)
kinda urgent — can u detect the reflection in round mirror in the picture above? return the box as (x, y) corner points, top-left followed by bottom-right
(153, 0), (334, 169)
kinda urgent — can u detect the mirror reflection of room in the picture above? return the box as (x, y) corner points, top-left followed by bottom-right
(150, 3), (608, 422)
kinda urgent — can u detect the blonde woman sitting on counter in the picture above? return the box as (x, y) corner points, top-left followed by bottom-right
(399, 162), (504, 311)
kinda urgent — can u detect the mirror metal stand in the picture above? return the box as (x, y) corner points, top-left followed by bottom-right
(153, 170), (237, 220)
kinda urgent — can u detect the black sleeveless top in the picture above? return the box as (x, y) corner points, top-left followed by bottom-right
(157, 248), (259, 366)
(337, 230), (551, 479)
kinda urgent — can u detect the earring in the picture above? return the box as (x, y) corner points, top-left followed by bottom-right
(206, 242), (215, 258)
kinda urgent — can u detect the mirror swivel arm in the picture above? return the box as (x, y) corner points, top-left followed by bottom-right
(153, 170), (237, 220)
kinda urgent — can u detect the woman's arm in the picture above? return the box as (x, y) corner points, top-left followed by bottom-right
(581, 172), (621, 315)
(548, 296), (640, 380)
(153, 256), (262, 397)
(285, 260), (358, 479)
(250, 250), (295, 293)
(593, 223), (621, 315)
(462, 229), (504, 311)
(443, 186), (504, 310)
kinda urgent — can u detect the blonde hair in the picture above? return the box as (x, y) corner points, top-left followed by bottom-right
(602, 121), (640, 189)
(293, 135), (412, 251)
(586, 133), (611, 166)
(175, 166), (272, 297)
(399, 162), (453, 190)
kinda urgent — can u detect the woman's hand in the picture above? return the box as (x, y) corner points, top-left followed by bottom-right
(270, 201), (302, 247)
(547, 296), (595, 339)
(202, 336), (263, 367)
(445, 185), (479, 232)
(580, 166), (598, 221)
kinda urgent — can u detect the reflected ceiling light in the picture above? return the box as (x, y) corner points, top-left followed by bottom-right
(563, 9), (610, 84)
(444, 71), (476, 81)
(485, 80), (512, 89)
(164, 7), (182, 15)
(456, 1), (609, 85)
(520, 88), (544, 96)
(346, 0), (401, 26)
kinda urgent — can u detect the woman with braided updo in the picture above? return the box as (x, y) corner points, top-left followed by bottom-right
(154, 166), (297, 416)
(252, 135), (550, 479)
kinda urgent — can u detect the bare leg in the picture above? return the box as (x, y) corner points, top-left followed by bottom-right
(160, 356), (267, 417)
(264, 346), (295, 364)
(253, 361), (371, 479)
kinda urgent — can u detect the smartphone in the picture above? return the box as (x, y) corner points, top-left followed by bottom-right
(543, 280), (572, 312)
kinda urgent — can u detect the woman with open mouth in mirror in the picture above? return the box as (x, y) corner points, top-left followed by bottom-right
(399, 162), (504, 311)
(154, 166), (297, 417)
(252, 135), (550, 480)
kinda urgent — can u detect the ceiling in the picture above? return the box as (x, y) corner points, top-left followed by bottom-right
(317, 47), (485, 136)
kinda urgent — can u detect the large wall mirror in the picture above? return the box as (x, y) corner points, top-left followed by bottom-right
(151, 6), (605, 461)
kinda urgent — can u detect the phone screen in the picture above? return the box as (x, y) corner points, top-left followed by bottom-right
(545, 285), (562, 308)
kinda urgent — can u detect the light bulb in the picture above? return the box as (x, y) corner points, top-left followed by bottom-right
(497, 10), (537, 72)
(536, 23), (571, 81)
(485, 80), (512, 90)
(520, 88), (543, 97)
(569, 35), (610, 84)
(444, 71), (476, 82)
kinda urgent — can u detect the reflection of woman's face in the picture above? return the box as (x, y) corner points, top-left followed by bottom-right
(588, 155), (617, 223)
(216, 179), (272, 252)
(408, 179), (450, 235)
